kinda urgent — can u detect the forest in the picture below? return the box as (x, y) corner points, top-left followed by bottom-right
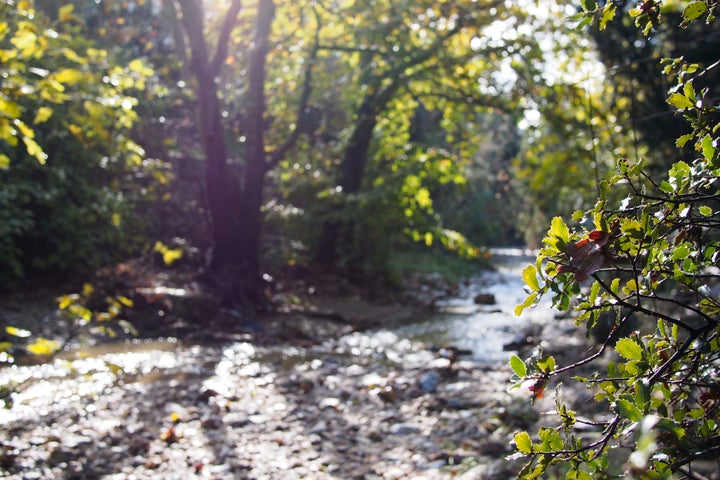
(1, 0), (719, 478)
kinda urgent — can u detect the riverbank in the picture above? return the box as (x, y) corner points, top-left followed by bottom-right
(0, 254), (599, 479)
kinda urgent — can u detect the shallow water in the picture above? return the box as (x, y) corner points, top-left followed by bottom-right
(387, 248), (552, 365)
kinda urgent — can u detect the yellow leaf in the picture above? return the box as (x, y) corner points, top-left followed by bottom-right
(58, 4), (74, 22)
(26, 338), (61, 356)
(34, 106), (53, 124)
(57, 295), (73, 310)
(162, 248), (183, 265)
(82, 283), (95, 297)
(111, 213), (121, 226)
(128, 58), (153, 76)
(55, 68), (86, 85)
(68, 124), (84, 139)
(61, 47), (86, 64)
(0, 341), (12, 353)
(0, 153), (9, 169)
(11, 30), (37, 57)
(23, 136), (47, 164)
(14, 119), (34, 138)
(118, 296), (134, 308)
(6, 326), (32, 338)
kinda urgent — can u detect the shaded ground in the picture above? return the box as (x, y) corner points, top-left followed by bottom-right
(0, 261), (603, 479)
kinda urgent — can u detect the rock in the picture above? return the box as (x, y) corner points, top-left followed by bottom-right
(473, 293), (496, 305)
(388, 423), (421, 435)
(419, 371), (440, 393)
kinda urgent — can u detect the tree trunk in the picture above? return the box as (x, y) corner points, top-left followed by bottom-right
(315, 89), (394, 265)
(179, 0), (244, 271)
(233, 0), (275, 278)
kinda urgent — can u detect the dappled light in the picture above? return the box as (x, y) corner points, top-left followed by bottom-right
(1, 0), (718, 478)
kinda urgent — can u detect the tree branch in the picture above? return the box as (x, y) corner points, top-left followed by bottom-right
(268, 4), (321, 168)
(210, 0), (242, 78)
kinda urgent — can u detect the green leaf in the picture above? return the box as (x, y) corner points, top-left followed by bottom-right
(615, 398), (643, 421)
(0, 341), (13, 352)
(522, 264), (540, 292)
(699, 206), (713, 216)
(675, 133), (693, 148)
(515, 292), (538, 316)
(616, 338), (643, 361)
(514, 431), (533, 454)
(537, 355), (556, 373)
(683, 1), (708, 23)
(580, 0), (597, 12)
(549, 216), (570, 244)
(599, 3), (616, 30)
(667, 93), (694, 109)
(672, 245), (691, 260)
(510, 355), (527, 378)
(6, 326), (31, 338)
(701, 135), (716, 162)
(659, 181), (674, 193)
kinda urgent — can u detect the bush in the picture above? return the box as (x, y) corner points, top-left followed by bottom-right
(512, 2), (720, 478)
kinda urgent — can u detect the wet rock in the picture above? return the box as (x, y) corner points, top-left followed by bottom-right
(389, 423), (421, 435)
(419, 371), (440, 393)
(473, 293), (496, 305)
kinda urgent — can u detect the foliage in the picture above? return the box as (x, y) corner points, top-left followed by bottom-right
(0, 2), (167, 285)
(268, 0), (547, 273)
(513, 1), (720, 478)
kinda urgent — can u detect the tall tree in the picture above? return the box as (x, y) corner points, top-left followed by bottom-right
(311, 0), (543, 267)
(175, 0), (316, 301)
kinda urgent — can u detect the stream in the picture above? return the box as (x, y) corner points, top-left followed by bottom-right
(0, 248), (552, 479)
(394, 248), (552, 365)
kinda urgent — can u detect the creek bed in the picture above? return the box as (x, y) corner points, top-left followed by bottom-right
(0, 249), (560, 479)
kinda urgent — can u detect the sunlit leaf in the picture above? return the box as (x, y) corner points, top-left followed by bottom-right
(682, 1), (708, 23)
(514, 431), (533, 454)
(522, 264), (540, 292)
(58, 4), (74, 22)
(667, 93), (694, 110)
(672, 245), (691, 260)
(33, 106), (53, 124)
(515, 292), (538, 316)
(599, 3), (616, 30)
(699, 206), (713, 217)
(26, 338), (61, 356)
(55, 68), (86, 85)
(616, 338), (643, 361)
(510, 355), (527, 378)
(163, 248), (183, 265)
(6, 326), (31, 338)
(118, 296), (134, 308)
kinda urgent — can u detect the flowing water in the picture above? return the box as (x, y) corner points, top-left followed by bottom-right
(390, 247), (553, 365)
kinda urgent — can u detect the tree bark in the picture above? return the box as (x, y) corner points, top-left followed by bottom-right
(178, 0), (244, 271)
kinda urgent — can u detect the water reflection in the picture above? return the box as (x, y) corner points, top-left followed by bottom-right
(383, 248), (551, 365)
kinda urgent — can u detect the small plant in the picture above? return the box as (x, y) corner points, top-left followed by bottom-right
(56, 283), (138, 341)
